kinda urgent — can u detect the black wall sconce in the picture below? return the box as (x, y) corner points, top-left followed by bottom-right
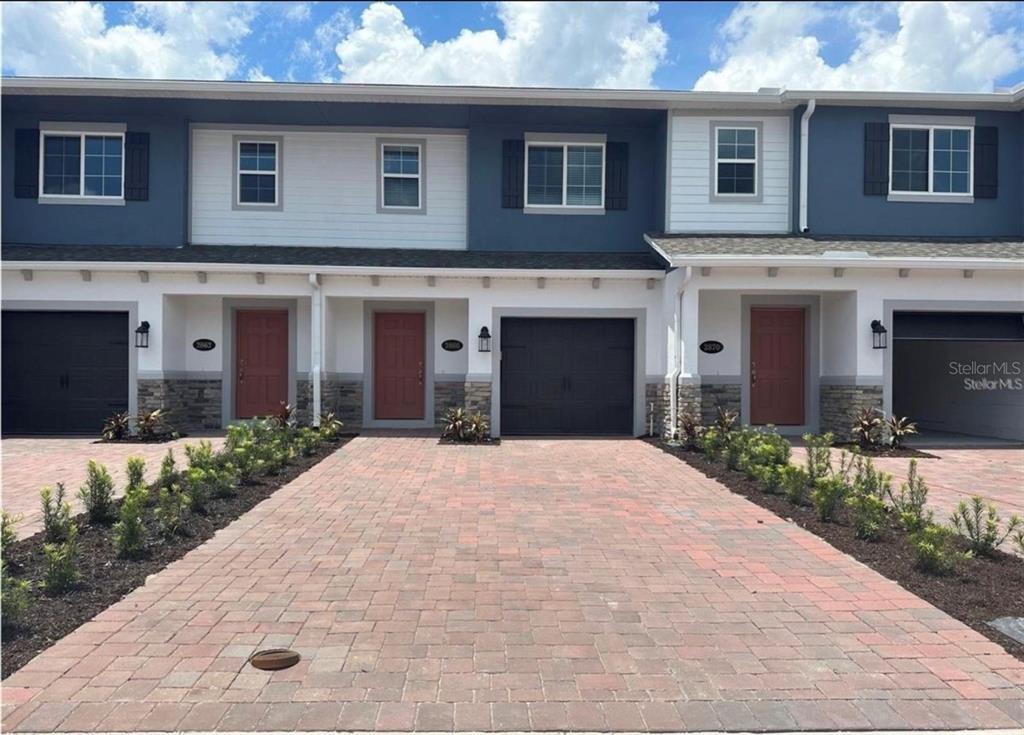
(478, 326), (492, 352)
(870, 319), (887, 349)
(135, 320), (150, 349)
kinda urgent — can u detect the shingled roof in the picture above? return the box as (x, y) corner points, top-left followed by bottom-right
(2, 244), (667, 271)
(646, 234), (1024, 260)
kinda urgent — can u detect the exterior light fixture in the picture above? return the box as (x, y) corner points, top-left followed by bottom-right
(135, 320), (151, 348)
(478, 326), (492, 353)
(870, 319), (887, 350)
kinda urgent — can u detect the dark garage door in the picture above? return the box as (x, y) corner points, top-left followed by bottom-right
(500, 317), (634, 435)
(893, 311), (1024, 441)
(2, 311), (129, 435)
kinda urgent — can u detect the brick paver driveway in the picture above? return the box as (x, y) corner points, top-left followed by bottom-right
(3, 437), (1023, 732)
(2, 436), (225, 540)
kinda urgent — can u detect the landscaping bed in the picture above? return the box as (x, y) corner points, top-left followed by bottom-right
(653, 438), (1024, 662)
(833, 442), (935, 459)
(1, 429), (355, 679)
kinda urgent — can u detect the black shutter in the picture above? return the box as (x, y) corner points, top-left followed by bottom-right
(124, 131), (150, 201)
(974, 126), (997, 199)
(604, 141), (628, 210)
(14, 128), (40, 199)
(863, 122), (889, 196)
(501, 139), (525, 208)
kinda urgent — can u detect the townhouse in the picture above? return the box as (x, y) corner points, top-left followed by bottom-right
(2, 79), (1022, 440)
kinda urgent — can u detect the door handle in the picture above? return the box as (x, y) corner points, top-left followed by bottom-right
(750, 361), (757, 386)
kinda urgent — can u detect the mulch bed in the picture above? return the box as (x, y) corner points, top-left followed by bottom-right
(833, 442), (936, 458)
(1, 434), (356, 679)
(95, 433), (186, 444)
(651, 439), (1024, 663)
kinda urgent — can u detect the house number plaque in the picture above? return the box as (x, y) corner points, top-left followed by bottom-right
(699, 340), (724, 354)
(441, 339), (464, 352)
(192, 338), (216, 351)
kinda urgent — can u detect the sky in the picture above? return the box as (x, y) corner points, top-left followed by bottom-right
(2, 1), (1022, 92)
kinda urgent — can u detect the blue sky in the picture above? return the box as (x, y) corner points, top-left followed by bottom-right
(3, 2), (1022, 91)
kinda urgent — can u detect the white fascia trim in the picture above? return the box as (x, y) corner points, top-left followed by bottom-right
(3, 260), (666, 281)
(661, 253), (1024, 270)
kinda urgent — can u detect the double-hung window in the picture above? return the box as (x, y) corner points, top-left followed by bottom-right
(380, 143), (422, 210)
(890, 123), (973, 197)
(525, 138), (605, 210)
(40, 129), (124, 200)
(713, 126), (757, 196)
(237, 140), (279, 206)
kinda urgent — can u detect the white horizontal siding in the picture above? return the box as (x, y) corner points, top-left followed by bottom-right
(668, 114), (791, 233)
(190, 129), (467, 249)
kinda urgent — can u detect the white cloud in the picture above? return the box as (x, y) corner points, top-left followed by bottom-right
(246, 66), (274, 82)
(1, 1), (259, 79)
(333, 1), (668, 88)
(283, 2), (312, 24)
(292, 7), (354, 82)
(695, 1), (1023, 92)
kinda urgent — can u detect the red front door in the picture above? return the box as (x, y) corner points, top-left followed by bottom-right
(750, 307), (805, 426)
(235, 310), (289, 418)
(374, 312), (425, 420)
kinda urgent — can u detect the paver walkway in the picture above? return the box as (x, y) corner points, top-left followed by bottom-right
(2, 436), (226, 539)
(3, 437), (1023, 732)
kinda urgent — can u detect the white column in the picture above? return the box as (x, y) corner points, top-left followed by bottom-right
(466, 295), (494, 379)
(680, 286), (700, 379)
(309, 273), (323, 427)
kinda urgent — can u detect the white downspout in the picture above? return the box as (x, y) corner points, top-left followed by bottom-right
(308, 272), (322, 427)
(668, 266), (693, 437)
(799, 98), (816, 233)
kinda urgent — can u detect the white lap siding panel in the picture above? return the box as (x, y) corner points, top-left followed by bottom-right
(190, 129), (468, 249)
(668, 115), (791, 234)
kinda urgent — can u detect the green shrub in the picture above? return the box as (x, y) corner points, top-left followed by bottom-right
(157, 449), (179, 489)
(724, 429), (754, 471)
(440, 407), (489, 443)
(851, 407), (882, 448)
(465, 413), (489, 442)
(949, 497), (1023, 557)
(847, 490), (887, 539)
(1, 561), (31, 628)
(851, 456), (892, 500)
(40, 483), (73, 543)
(1013, 526), (1024, 557)
(751, 464), (783, 494)
(888, 459), (932, 532)
(155, 485), (191, 539)
(802, 432), (834, 483)
(2, 510), (20, 554)
(781, 465), (811, 506)
(885, 415), (918, 449)
(744, 429), (791, 469)
(101, 411), (131, 441)
(126, 456), (146, 490)
(113, 483), (148, 559)
(296, 427), (323, 457)
(700, 427), (728, 461)
(43, 523), (80, 592)
(912, 524), (966, 575)
(78, 461), (115, 524)
(318, 411), (344, 440)
(811, 476), (848, 522)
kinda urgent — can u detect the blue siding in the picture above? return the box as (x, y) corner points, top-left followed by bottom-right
(466, 106), (663, 251)
(806, 105), (1022, 237)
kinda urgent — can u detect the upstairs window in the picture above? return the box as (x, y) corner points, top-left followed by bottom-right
(890, 125), (972, 196)
(714, 127), (757, 196)
(381, 143), (421, 209)
(40, 131), (123, 199)
(525, 140), (605, 210)
(237, 140), (278, 205)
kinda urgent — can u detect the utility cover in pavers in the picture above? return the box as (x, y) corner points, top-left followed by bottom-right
(989, 616), (1024, 644)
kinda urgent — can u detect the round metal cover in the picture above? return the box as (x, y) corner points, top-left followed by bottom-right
(249, 648), (301, 670)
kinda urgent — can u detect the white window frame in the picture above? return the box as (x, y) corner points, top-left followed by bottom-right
(712, 126), (758, 198)
(380, 142), (423, 211)
(38, 129), (125, 202)
(524, 140), (606, 210)
(888, 123), (974, 198)
(236, 139), (279, 207)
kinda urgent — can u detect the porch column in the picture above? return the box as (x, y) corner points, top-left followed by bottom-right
(309, 274), (323, 427)
(466, 295), (495, 429)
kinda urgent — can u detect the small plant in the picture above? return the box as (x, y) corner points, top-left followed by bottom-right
(852, 407), (882, 448)
(270, 402), (295, 429)
(318, 412), (344, 440)
(101, 411), (132, 441)
(847, 489), (887, 540)
(155, 485), (191, 539)
(781, 465), (811, 506)
(888, 459), (932, 532)
(751, 464), (783, 494)
(949, 497), (1023, 557)
(296, 427), (323, 456)
(1013, 527), (1024, 556)
(441, 407), (469, 441)
(811, 476), (848, 522)
(79, 461), (116, 523)
(1, 561), (31, 629)
(40, 483), (73, 542)
(43, 523), (80, 592)
(803, 432), (834, 483)
(678, 410), (702, 449)
(724, 429), (754, 471)
(136, 408), (167, 440)
(126, 456), (146, 490)
(699, 427), (726, 460)
(885, 415), (918, 449)
(1, 511), (20, 554)
(714, 407), (738, 433)
(912, 524), (966, 575)
(851, 456), (892, 500)
(113, 483), (148, 559)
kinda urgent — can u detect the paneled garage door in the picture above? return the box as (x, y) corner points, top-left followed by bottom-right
(500, 317), (634, 435)
(2, 311), (129, 435)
